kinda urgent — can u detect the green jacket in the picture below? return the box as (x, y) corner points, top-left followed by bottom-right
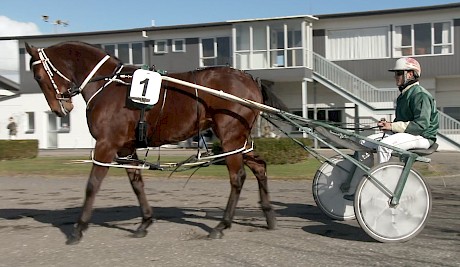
(395, 83), (439, 142)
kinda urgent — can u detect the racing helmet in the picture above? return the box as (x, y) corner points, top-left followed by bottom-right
(388, 57), (421, 78)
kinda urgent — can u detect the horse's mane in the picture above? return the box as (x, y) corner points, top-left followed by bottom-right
(52, 41), (122, 63)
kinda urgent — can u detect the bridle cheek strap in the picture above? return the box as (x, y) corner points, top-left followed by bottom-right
(31, 48), (110, 99)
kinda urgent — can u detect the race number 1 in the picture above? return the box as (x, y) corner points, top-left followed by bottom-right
(130, 69), (162, 105)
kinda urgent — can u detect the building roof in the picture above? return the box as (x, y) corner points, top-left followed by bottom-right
(0, 3), (458, 41)
(0, 21), (233, 41)
(315, 2), (460, 19)
(0, 75), (19, 92)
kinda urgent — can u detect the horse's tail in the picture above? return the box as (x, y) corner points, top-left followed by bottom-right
(256, 78), (289, 112)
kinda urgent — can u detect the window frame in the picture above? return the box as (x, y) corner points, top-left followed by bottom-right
(326, 26), (391, 61)
(25, 111), (35, 134)
(154, 40), (168, 54)
(200, 37), (217, 66)
(101, 42), (144, 65)
(172, 39), (186, 52)
(58, 114), (70, 133)
(393, 20), (454, 57)
(234, 21), (305, 69)
(199, 37), (231, 67)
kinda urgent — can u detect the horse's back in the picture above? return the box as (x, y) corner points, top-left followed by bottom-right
(172, 67), (263, 103)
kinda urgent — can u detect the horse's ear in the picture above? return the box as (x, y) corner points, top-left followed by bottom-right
(25, 42), (35, 55)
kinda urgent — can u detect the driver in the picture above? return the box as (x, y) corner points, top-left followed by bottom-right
(361, 57), (439, 163)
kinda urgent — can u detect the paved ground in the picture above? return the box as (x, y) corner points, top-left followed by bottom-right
(0, 149), (459, 266)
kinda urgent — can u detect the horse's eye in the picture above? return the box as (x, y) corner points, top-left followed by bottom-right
(34, 75), (42, 81)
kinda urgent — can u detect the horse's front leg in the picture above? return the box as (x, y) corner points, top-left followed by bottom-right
(124, 154), (153, 238)
(209, 153), (246, 239)
(66, 144), (115, 245)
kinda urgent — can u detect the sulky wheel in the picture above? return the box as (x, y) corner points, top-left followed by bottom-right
(354, 162), (432, 242)
(312, 155), (366, 220)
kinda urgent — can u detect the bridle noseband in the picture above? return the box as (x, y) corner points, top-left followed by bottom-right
(31, 48), (110, 100)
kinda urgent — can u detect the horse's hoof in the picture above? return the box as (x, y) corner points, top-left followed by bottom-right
(66, 235), (81, 245)
(208, 229), (224, 239)
(267, 219), (278, 230)
(132, 229), (148, 238)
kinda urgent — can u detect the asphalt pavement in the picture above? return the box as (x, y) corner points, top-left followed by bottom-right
(0, 148), (457, 266)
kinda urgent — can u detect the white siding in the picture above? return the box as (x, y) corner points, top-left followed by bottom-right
(0, 94), (95, 149)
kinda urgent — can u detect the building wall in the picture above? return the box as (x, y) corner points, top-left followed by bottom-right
(149, 38), (200, 72)
(0, 94), (94, 148)
(313, 12), (460, 81)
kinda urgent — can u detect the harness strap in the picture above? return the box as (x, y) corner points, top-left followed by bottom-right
(197, 140), (253, 161)
(86, 65), (124, 108)
(78, 55), (110, 92)
(90, 140), (253, 169)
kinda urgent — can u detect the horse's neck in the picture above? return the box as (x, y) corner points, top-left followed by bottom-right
(80, 61), (136, 106)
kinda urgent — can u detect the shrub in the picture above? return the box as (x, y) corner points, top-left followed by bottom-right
(0, 140), (38, 160)
(212, 137), (312, 165)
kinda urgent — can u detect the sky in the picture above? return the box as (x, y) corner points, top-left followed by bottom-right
(0, 0), (459, 75)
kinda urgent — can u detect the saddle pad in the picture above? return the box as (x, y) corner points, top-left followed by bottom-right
(130, 69), (162, 105)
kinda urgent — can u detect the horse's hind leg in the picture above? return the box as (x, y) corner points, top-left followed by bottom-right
(209, 153), (247, 239)
(124, 153), (153, 238)
(244, 152), (277, 229)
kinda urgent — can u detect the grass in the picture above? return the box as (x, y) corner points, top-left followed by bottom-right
(0, 155), (322, 180)
(0, 155), (442, 180)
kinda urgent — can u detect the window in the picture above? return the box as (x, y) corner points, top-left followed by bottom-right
(291, 109), (342, 132)
(131, 43), (143, 64)
(200, 37), (231, 67)
(172, 39), (185, 52)
(394, 21), (453, 57)
(327, 26), (389, 60)
(58, 115), (70, 133)
(118, 43), (130, 63)
(234, 21), (306, 69)
(154, 40), (168, 54)
(25, 112), (34, 134)
(307, 109), (342, 125)
(102, 43), (144, 65)
(443, 107), (460, 121)
(201, 38), (216, 66)
(103, 44), (116, 56)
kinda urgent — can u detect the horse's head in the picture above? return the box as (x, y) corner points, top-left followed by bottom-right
(25, 42), (75, 117)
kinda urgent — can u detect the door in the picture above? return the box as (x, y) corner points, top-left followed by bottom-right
(47, 113), (58, 148)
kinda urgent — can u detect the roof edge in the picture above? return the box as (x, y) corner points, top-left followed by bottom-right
(315, 2), (460, 19)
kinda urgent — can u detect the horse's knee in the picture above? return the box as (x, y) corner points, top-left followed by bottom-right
(244, 154), (268, 179)
(229, 167), (246, 189)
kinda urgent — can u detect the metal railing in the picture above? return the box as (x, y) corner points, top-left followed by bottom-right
(312, 52), (459, 148)
(313, 52), (398, 105)
(438, 111), (460, 144)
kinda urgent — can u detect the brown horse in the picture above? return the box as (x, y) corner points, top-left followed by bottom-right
(25, 41), (284, 244)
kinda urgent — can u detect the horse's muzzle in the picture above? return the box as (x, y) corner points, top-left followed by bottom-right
(56, 99), (74, 117)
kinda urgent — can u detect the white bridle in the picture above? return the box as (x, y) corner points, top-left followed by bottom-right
(31, 48), (110, 100)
